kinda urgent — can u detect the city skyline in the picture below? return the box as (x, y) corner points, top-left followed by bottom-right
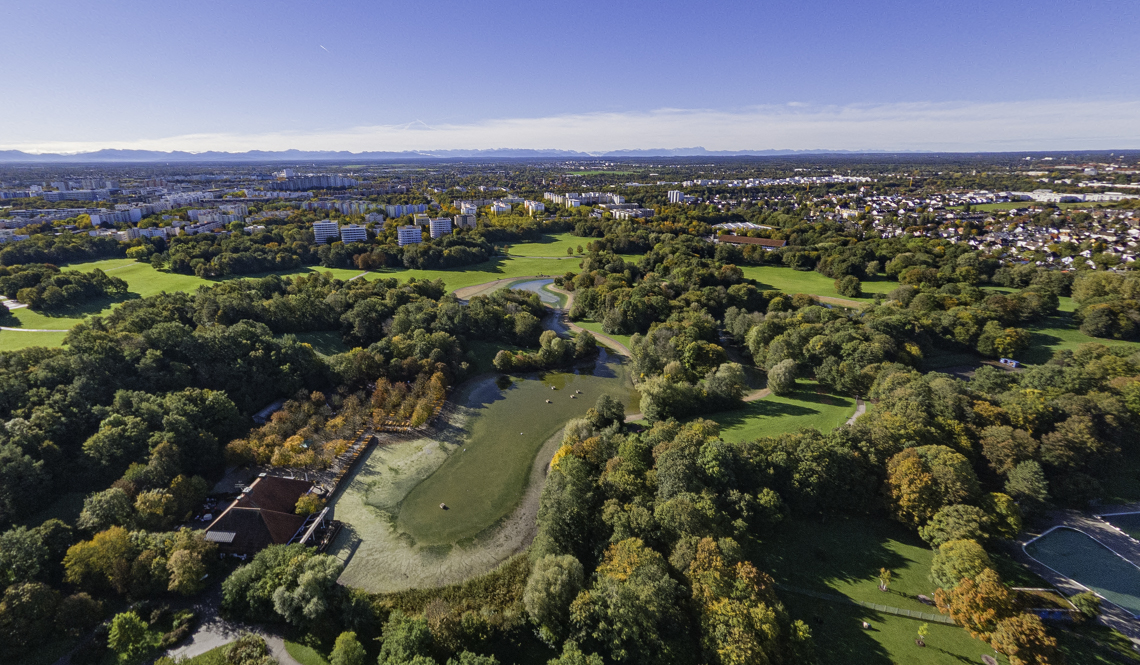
(3, 0), (1139, 153)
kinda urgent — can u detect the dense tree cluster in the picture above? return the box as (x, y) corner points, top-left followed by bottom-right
(0, 264), (128, 310)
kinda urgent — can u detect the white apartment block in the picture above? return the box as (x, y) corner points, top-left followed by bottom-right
(340, 224), (368, 243)
(490, 202), (512, 214)
(524, 200), (545, 214)
(429, 217), (452, 239)
(313, 220), (340, 244)
(459, 203), (478, 216)
(397, 225), (423, 246)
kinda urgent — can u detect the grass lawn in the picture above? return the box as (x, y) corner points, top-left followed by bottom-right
(290, 330), (351, 356)
(397, 354), (636, 545)
(782, 595), (1003, 665)
(570, 319), (633, 351)
(1021, 313), (1140, 364)
(364, 256), (571, 292)
(751, 516), (1004, 664)
(284, 641), (330, 665)
(170, 645), (228, 664)
(709, 381), (855, 442)
(503, 232), (589, 257)
(739, 265), (896, 300)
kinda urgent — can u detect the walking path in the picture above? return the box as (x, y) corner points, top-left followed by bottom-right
(845, 397), (866, 426)
(776, 583), (954, 624)
(1, 326), (69, 332)
(1011, 508), (1140, 642)
(544, 284), (632, 357)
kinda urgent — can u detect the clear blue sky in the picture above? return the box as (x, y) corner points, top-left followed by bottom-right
(2, 0), (1138, 152)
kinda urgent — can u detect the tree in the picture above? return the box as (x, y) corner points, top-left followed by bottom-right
(979, 492), (1022, 540)
(930, 539), (992, 590)
(1004, 460), (1049, 510)
(990, 613), (1058, 665)
(108, 611), (150, 660)
(546, 640), (604, 665)
(935, 568), (1012, 641)
(224, 632), (278, 665)
(1069, 591), (1101, 621)
(916, 623), (928, 647)
(766, 359), (797, 396)
(524, 554), (584, 641)
(979, 426), (1038, 476)
(167, 548), (208, 595)
(77, 487), (134, 533)
(295, 494), (325, 516)
(878, 567), (892, 592)
(0, 582), (60, 651)
(271, 554), (343, 629)
(330, 631), (366, 665)
(56, 592), (103, 638)
(836, 275), (862, 298)
(586, 395), (625, 431)
(0, 526), (47, 586)
(64, 526), (134, 594)
(378, 611), (433, 665)
(919, 505), (990, 548)
(569, 538), (683, 663)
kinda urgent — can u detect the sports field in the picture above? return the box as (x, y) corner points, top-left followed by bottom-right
(1025, 527), (1140, 615)
(1104, 512), (1140, 541)
(707, 381), (856, 442)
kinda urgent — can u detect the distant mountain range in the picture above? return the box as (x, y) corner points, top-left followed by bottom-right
(0, 147), (903, 163)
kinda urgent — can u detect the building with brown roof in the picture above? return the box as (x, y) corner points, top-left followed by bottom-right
(204, 476), (314, 556)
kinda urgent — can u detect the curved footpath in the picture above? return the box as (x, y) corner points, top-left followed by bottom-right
(1010, 506), (1140, 643)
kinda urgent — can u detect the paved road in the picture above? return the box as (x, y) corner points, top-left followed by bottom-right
(1011, 509), (1140, 643)
(161, 586), (302, 664)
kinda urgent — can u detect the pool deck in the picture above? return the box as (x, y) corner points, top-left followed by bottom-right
(1012, 506), (1140, 644)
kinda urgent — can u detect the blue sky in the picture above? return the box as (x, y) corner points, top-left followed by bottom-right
(2, 0), (1138, 152)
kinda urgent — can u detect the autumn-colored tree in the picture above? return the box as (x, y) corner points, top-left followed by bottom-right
(687, 537), (813, 665)
(295, 494), (325, 516)
(885, 451), (939, 526)
(878, 568), (892, 592)
(63, 526), (134, 594)
(935, 568), (1012, 641)
(990, 612), (1058, 665)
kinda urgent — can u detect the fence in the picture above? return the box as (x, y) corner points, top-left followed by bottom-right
(776, 584), (956, 625)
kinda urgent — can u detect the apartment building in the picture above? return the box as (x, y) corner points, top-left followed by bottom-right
(340, 224), (368, 243)
(312, 220), (339, 244)
(397, 225), (422, 246)
(454, 214), (476, 230)
(429, 217), (452, 239)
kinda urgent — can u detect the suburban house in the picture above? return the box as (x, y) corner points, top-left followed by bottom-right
(204, 475), (315, 556)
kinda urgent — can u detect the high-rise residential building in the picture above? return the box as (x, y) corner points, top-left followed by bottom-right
(412, 213), (431, 227)
(459, 202), (478, 216)
(524, 200), (545, 215)
(340, 224), (368, 243)
(490, 201), (512, 214)
(313, 220), (339, 244)
(397, 225), (422, 246)
(429, 217), (452, 239)
(454, 214), (476, 230)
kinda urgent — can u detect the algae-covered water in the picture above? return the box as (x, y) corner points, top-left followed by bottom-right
(395, 348), (635, 545)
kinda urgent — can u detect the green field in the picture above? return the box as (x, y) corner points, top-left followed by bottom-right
(708, 381), (855, 442)
(502, 232), (590, 258)
(364, 256), (571, 291)
(1026, 528), (1140, 615)
(1021, 314), (1140, 364)
(740, 265), (896, 301)
(284, 640), (331, 665)
(751, 516), (1002, 665)
(397, 352), (637, 545)
(570, 319), (633, 351)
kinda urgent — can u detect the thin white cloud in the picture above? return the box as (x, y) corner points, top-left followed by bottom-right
(6, 99), (1140, 154)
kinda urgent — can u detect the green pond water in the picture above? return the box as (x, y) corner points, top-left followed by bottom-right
(395, 347), (636, 545)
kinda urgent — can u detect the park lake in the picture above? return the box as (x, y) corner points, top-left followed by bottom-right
(329, 347), (637, 592)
